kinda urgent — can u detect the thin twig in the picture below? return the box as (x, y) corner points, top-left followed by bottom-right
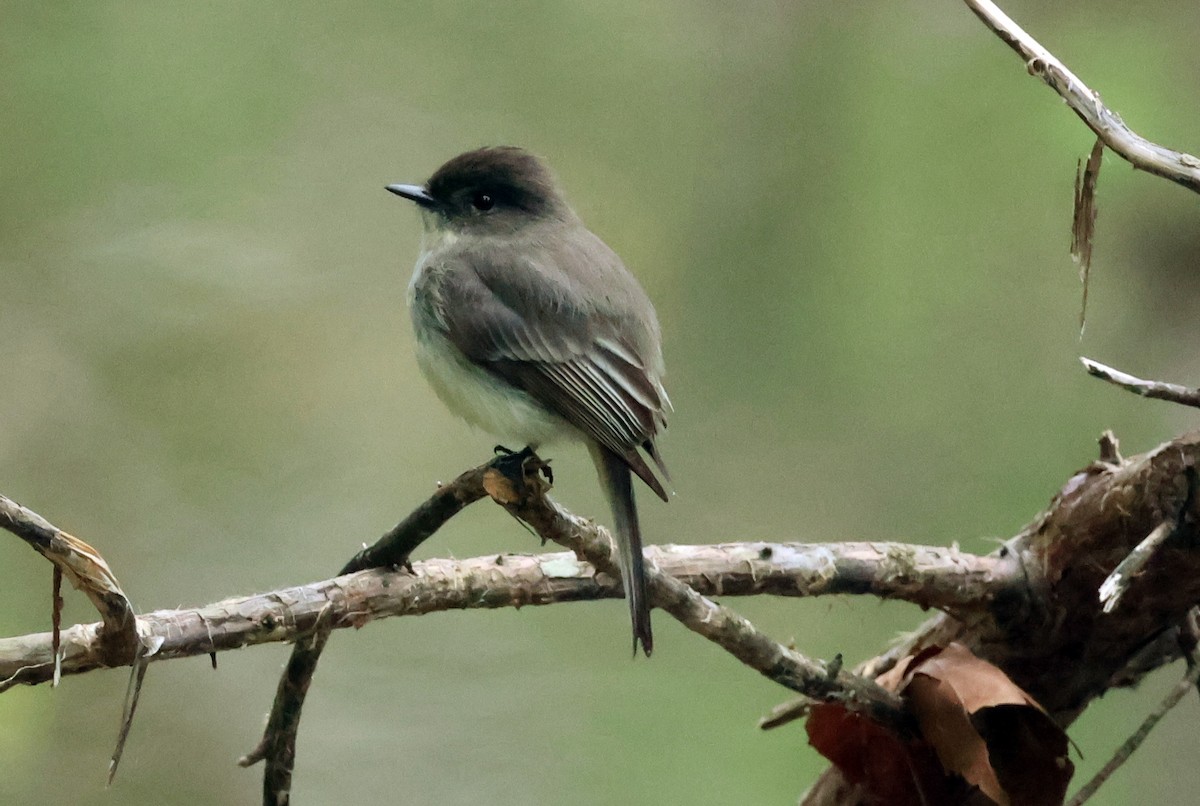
(51, 566), (63, 687)
(1065, 657), (1200, 805)
(1099, 521), (1173, 613)
(1081, 358), (1200, 409)
(505, 484), (912, 731)
(963, 0), (1200, 194)
(238, 608), (334, 804)
(337, 464), (493, 575)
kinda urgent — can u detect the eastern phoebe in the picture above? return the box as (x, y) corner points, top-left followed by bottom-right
(387, 146), (670, 655)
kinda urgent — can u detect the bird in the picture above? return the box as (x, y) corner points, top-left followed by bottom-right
(386, 146), (671, 655)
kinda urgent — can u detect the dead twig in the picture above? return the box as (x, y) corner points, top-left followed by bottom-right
(964, 0), (1200, 194)
(1065, 622), (1200, 805)
(1081, 358), (1200, 410)
(505, 485), (912, 732)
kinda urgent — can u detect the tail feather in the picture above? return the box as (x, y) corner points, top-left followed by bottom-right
(590, 443), (653, 656)
(622, 444), (669, 503)
(642, 439), (671, 490)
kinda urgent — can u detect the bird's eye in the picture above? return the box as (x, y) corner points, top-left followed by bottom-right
(472, 192), (495, 211)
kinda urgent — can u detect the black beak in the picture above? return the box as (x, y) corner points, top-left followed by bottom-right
(386, 183), (437, 208)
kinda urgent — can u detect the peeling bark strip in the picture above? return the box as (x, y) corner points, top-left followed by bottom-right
(1072, 138), (1104, 333)
(802, 431), (1200, 804)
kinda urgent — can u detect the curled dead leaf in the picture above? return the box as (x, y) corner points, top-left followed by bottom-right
(482, 468), (521, 505)
(889, 643), (1072, 806)
(807, 643), (1072, 804)
(806, 703), (962, 805)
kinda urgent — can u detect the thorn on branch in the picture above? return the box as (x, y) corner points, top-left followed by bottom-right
(824, 654), (844, 681)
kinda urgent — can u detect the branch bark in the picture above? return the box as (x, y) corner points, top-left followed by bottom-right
(0, 541), (1008, 687)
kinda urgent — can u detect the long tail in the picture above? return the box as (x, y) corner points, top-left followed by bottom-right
(590, 443), (653, 656)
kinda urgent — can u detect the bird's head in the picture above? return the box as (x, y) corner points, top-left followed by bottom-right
(387, 146), (572, 236)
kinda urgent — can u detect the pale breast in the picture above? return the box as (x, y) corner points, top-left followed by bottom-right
(410, 324), (577, 448)
(408, 248), (578, 448)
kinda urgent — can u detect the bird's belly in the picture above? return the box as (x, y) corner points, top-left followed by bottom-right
(412, 328), (577, 448)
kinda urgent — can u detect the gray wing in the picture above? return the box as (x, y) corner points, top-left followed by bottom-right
(436, 234), (671, 500)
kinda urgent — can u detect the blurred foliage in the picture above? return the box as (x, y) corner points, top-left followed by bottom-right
(3, 1), (1200, 803)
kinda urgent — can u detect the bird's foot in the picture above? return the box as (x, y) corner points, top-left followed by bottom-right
(485, 445), (553, 500)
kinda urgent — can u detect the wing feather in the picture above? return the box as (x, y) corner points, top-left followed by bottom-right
(432, 234), (670, 497)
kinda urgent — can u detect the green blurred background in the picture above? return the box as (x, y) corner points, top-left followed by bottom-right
(3, 2), (1199, 803)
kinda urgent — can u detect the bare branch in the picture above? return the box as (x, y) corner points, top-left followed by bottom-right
(504, 486), (912, 730)
(0, 540), (1007, 688)
(964, 0), (1200, 194)
(1081, 357), (1200, 409)
(233, 455), (919, 805)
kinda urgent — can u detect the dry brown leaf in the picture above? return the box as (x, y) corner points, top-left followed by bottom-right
(888, 643), (1073, 806)
(910, 643), (1040, 712)
(908, 672), (1007, 803)
(806, 702), (962, 806)
(481, 468), (521, 504)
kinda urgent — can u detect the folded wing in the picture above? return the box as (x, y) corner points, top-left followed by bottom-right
(436, 241), (670, 500)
